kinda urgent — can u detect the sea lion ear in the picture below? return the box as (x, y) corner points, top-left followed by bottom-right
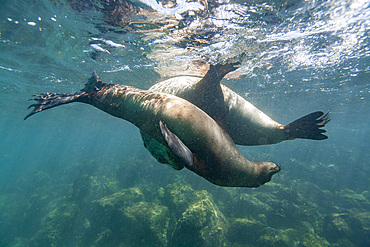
(159, 121), (194, 168)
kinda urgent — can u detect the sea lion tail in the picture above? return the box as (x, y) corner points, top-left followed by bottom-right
(24, 92), (84, 120)
(283, 111), (331, 140)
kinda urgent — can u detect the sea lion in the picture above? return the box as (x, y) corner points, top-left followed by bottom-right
(148, 63), (330, 146)
(25, 72), (280, 188)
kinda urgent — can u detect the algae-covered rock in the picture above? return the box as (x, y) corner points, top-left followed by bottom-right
(90, 200), (169, 247)
(227, 217), (265, 244)
(297, 233), (330, 247)
(267, 199), (307, 228)
(89, 187), (145, 228)
(90, 174), (120, 195)
(257, 235), (276, 247)
(322, 213), (352, 241)
(119, 201), (170, 247)
(356, 211), (370, 232)
(98, 187), (144, 208)
(362, 190), (370, 201)
(93, 229), (116, 247)
(70, 169), (121, 207)
(29, 202), (79, 247)
(0, 194), (32, 246)
(294, 181), (334, 207)
(337, 189), (370, 211)
(87, 187), (169, 247)
(322, 212), (370, 246)
(163, 182), (205, 215)
(228, 192), (273, 218)
(257, 227), (311, 247)
(170, 191), (229, 247)
(272, 186), (301, 204)
(323, 212), (369, 245)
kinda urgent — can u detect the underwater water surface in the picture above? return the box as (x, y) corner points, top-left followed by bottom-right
(0, 0), (369, 246)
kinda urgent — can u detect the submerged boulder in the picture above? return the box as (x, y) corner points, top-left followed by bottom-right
(98, 187), (145, 208)
(227, 217), (265, 244)
(322, 212), (370, 246)
(29, 202), (80, 247)
(162, 182), (208, 220)
(256, 228), (329, 247)
(297, 233), (330, 247)
(119, 201), (170, 247)
(89, 188), (169, 246)
(89, 187), (145, 228)
(169, 191), (229, 247)
(337, 189), (370, 211)
(227, 192), (273, 218)
(257, 228), (301, 247)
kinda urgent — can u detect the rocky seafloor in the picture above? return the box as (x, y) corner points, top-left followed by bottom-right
(1, 153), (369, 247)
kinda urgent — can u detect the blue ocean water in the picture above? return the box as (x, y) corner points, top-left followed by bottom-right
(0, 0), (369, 246)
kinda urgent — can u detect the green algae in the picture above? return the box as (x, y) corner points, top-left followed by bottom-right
(163, 182), (205, 214)
(121, 201), (170, 247)
(29, 203), (79, 247)
(170, 190), (229, 247)
(257, 228), (301, 247)
(228, 217), (265, 244)
(298, 233), (330, 247)
(98, 187), (144, 207)
(1, 157), (370, 247)
(256, 228), (330, 247)
(322, 212), (370, 246)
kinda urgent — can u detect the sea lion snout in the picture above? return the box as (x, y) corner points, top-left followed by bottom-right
(252, 162), (280, 187)
(263, 162), (280, 183)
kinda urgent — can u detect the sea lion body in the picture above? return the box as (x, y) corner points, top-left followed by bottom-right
(142, 64), (329, 169)
(25, 72), (280, 188)
(149, 64), (330, 145)
(150, 75), (284, 145)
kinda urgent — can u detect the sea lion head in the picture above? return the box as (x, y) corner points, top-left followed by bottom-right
(250, 162), (281, 187)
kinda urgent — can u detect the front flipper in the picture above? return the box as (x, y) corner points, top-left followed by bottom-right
(159, 121), (194, 168)
(283, 111), (331, 140)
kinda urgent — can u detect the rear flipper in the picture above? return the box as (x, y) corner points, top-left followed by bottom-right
(283, 111), (331, 140)
(24, 92), (84, 120)
(25, 71), (106, 120)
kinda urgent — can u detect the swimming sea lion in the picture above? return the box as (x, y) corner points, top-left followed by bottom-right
(25, 72), (280, 187)
(148, 63), (330, 146)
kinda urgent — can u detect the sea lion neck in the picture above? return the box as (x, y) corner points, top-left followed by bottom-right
(189, 150), (279, 188)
